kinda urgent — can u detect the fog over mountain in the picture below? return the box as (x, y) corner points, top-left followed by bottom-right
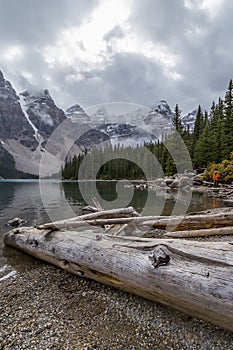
(0, 70), (197, 177)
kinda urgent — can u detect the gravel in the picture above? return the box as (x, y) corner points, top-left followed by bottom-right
(0, 248), (233, 350)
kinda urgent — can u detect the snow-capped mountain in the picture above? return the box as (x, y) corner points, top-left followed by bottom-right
(67, 100), (174, 148)
(150, 100), (174, 120)
(0, 71), (79, 176)
(181, 110), (197, 132)
(65, 104), (90, 124)
(0, 70), (197, 178)
(0, 70), (38, 150)
(20, 89), (67, 139)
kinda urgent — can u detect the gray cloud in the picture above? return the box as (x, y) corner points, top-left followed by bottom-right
(50, 52), (174, 111)
(0, 0), (99, 46)
(130, 0), (233, 111)
(0, 0), (233, 115)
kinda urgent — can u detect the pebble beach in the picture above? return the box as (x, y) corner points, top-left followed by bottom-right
(0, 247), (233, 350)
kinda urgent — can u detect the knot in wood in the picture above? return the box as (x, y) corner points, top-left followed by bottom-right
(149, 246), (170, 268)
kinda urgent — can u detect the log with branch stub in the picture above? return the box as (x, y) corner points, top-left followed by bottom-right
(140, 212), (233, 231)
(37, 207), (140, 230)
(3, 226), (233, 332)
(36, 211), (233, 232)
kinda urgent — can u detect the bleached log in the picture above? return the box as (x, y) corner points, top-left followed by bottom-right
(165, 226), (233, 238)
(38, 210), (233, 231)
(4, 226), (233, 332)
(140, 212), (233, 231)
(37, 206), (139, 229)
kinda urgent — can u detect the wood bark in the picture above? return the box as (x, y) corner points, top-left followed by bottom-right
(37, 206), (139, 229)
(4, 226), (233, 332)
(140, 212), (233, 231)
(165, 226), (233, 238)
(37, 211), (233, 231)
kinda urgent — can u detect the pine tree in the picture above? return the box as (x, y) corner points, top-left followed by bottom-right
(172, 104), (183, 134)
(192, 105), (204, 163)
(223, 79), (233, 158)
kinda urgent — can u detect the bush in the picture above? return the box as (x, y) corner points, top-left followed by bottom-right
(203, 152), (233, 183)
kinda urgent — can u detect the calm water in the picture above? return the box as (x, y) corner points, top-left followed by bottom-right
(0, 180), (227, 277)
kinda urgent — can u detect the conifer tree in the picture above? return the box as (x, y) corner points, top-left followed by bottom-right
(172, 104), (183, 134)
(223, 79), (233, 158)
(192, 105), (204, 161)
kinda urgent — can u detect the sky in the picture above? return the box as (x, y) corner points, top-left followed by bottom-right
(0, 0), (232, 114)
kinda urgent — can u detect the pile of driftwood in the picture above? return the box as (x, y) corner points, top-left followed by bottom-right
(4, 206), (233, 332)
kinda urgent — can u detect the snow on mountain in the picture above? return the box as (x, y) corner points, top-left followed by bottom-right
(0, 71), (38, 149)
(19, 93), (40, 142)
(0, 69), (198, 177)
(0, 73), (80, 176)
(83, 100), (173, 144)
(182, 110), (197, 132)
(150, 100), (174, 121)
(67, 101), (174, 149)
(19, 89), (67, 139)
(65, 104), (90, 124)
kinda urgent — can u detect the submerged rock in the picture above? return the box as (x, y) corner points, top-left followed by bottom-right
(6, 217), (27, 227)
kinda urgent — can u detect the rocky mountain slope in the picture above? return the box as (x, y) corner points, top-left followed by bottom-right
(0, 71), (80, 177)
(0, 70), (197, 178)
(67, 100), (175, 149)
(0, 71), (38, 150)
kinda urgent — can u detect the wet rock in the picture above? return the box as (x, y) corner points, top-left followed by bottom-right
(6, 218), (27, 227)
(82, 206), (98, 213)
(170, 176), (191, 189)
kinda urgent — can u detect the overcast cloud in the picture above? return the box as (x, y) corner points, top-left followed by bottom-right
(0, 0), (232, 114)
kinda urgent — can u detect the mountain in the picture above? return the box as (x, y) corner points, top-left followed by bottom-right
(182, 110), (197, 132)
(20, 89), (67, 140)
(0, 71), (79, 177)
(0, 70), (197, 178)
(66, 104), (90, 124)
(0, 143), (38, 179)
(66, 100), (174, 148)
(0, 71), (38, 150)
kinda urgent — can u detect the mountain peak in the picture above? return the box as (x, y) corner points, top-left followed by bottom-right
(20, 88), (52, 102)
(66, 104), (90, 124)
(66, 104), (84, 114)
(19, 87), (67, 139)
(149, 100), (174, 122)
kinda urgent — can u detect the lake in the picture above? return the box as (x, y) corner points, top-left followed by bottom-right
(0, 180), (227, 279)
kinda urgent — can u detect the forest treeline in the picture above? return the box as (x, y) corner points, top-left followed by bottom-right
(62, 80), (233, 181)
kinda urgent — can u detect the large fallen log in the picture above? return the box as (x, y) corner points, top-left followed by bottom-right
(37, 211), (233, 232)
(4, 226), (233, 331)
(165, 226), (233, 238)
(140, 211), (233, 231)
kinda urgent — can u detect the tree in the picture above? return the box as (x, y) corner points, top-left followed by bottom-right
(192, 105), (205, 163)
(223, 79), (233, 158)
(172, 104), (183, 134)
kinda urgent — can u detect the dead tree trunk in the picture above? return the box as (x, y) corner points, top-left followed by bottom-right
(4, 226), (233, 332)
(165, 226), (233, 238)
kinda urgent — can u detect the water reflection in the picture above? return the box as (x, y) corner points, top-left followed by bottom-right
(0, 180), (228, 271)
(62, 181), (149, 213)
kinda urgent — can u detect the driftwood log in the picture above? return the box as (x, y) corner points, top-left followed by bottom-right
(37, 206), (140, 230)
(37, 210), (233, 232)
(165, 226), (233, 238)
(140, 212), (233, 231)
(4, 226), (233, 331)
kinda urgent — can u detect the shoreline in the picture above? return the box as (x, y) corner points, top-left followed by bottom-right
(0, 248), (233, 349)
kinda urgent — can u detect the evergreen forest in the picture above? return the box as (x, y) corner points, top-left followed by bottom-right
(62, 80), (233, 181)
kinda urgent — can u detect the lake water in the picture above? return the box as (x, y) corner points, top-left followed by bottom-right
(0, 180), (227, 279)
